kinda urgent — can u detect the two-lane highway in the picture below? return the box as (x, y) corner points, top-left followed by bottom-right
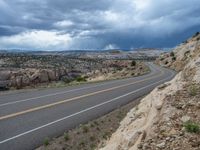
(0, 63), (176, 150)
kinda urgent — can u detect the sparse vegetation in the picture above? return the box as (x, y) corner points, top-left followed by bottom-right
(36, 97), (141, 150)
(76, 76), (87, 82)
(64, 133), (69, 141)
(131, 60), (136, 66)
(170, 51), (175, 57)
(172, 56), (176, 61)
(193, 32), (200, 38)
(61, 76), (73, 83)
(82, 125), (89, 133)
(89, 136), (95, 141)
(79, 141), (85, 146)
(188, 85), (198, 96)
(184, 121), (200, 133)
(43, 138), (49, 146)
(102, 131), (110, 139)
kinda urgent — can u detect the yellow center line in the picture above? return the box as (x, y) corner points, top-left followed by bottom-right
(0, 69), (164, 121)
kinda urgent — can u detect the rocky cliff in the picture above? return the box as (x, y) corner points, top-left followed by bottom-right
(101, 33), (200, 150)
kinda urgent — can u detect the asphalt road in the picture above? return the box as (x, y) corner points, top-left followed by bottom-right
(0, 63), (176, 150)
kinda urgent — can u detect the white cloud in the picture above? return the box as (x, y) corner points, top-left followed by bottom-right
(104, 44), (119, 50)
(54, 20), (74, 28)
(0, 30), (72, 50)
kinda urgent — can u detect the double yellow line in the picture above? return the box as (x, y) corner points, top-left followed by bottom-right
(0, 69), (164, 121)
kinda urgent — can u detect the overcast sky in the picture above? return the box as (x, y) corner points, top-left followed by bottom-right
(0, 0), (200, 50)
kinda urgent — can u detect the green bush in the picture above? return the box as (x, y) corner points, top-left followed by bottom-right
(61, 76), (73, 83)
(172, 56), (176, 61)
(76, 76), (87, 82)
(44, 138), (49, 146)
(188, 85), (198, 96)
(82, 125), (89, 133)
(184, 121), (200, 133)
(64, 133), (69, 141)
(170, 52), (175, 57)
(131, 60), (136, 66)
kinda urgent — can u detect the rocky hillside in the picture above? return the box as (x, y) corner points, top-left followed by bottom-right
(101, 33), (200, 150)
(156, 32), (200, 71)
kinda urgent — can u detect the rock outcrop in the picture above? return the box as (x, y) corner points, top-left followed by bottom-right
(0, 68), (70, 89)
(101, 33), (200, 150)
(0, 59), (149, 89)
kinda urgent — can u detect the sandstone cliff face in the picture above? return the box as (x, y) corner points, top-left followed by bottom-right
(0, 68), (69, 89)
(101, 33), (200, 150)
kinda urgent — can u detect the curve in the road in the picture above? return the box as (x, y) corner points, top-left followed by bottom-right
(0, 66), (164, 121)
(0, 63), (176, 150)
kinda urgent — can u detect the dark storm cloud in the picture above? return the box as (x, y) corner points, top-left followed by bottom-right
(0, 0), (200, 50)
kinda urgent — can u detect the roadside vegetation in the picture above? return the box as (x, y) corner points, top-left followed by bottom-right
(184, 121), (200, 133)
(37, 97), (142, 150)
(188, 84), (198, 96)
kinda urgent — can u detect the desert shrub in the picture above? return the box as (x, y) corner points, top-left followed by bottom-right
(76, 76), (86, 82)
(160, 57), (164, 61)
(184, 121), (200, 133)
(64, 133), (69, 141)
(44, 138), (49, 146)
(102, 131), (110, 139)
(172, 56), (176, 61)
(193, 32), (200, 37)
(61, 76), (75, 83)
(89, 136), (95, 141)
(79, 141), (85, 146)
(83, 75), (89, 79)
(131, 60), (136, 66)
(170, 52), (175, 57)
(82, 125), (89, 133)
(90, 144), (95, 149)
(188, 85), (198, 96)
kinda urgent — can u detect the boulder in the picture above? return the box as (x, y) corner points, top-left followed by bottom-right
(47, 70), (56, 81)
(30, 70), (40, 84)
(39, 70), (49, 82)
(0, 70), (11, 81)
(15, 76), (22, 88)
(22, 75), (30, 87)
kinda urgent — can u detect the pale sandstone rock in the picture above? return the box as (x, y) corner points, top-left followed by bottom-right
(100, 34), (200, 150)
(0, 70), (11, 80)
(100, 73), (184, 150)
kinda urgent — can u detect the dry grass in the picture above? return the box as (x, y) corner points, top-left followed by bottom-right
(36, 97), (142, 150)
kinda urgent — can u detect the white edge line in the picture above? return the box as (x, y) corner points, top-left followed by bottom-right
(0, 63), (157, 107)
(0, 70), (174, 144)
